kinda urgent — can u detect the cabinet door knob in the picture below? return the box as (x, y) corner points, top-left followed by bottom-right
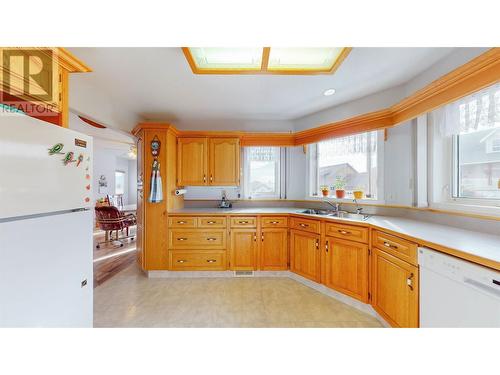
(325, 240), (329, 253)
(210, 175), (213, 182)
(315, 239), (319, 249)
(203, 174), (206, 183)
(253, 233), (257, 242)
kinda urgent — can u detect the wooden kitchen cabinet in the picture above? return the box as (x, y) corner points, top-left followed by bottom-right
(230, 228), (258, 270)
(290, 229), (321, 282)
(372, 248), (419, 328)
(177, 138), (208, 185)
(209, 138), (240, 185)
(177, 137), (240, 186)
(260, 228), (288, 270)
(325, 237), (369, 302)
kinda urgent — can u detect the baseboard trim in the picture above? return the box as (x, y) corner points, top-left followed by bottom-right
(146, 269), (390, 327)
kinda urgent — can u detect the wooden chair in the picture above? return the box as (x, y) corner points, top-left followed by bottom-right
(94, 206), (136, 248)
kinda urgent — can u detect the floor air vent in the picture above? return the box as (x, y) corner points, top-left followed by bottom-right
(234, 270), (254, 277)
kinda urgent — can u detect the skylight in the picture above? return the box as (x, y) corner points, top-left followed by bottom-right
(182, 47), (351, 75)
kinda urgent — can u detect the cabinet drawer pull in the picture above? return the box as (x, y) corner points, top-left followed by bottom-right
(270, 221), (280, 224)
(210, 175), (213, 182)
(299, 223), (309, 227)
(206, 237), (217, 241)
(253, 233), (257, 242)
(238, 220), (249, 224)
(176, 259), (187, 263)
(206, 259), (217, 263)
(207, 221), (216, 224)
(315, 239), (319, 249)
(383, 241), (398, 249)
(177, 221), (187, 224)
(338, 229), (351, 235)
(325, 240), (329, 253)
(203, 174), (206, 183)
(177, 237), (188, 241)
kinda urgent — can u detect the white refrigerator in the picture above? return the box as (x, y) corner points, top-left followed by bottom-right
(0, 113), (93, 327)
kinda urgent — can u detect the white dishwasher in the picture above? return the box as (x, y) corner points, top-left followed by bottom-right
(418, 247), (500, 327)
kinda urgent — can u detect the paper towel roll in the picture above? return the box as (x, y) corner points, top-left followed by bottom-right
(175, 189), (187, 196)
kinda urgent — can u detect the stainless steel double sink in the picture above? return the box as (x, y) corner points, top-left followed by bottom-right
(299, 209), (370, 221)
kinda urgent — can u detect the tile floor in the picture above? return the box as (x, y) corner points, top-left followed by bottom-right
(94, 265), (383, 328)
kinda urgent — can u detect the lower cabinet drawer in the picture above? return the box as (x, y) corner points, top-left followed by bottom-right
(230, 216), (257, 228)
(372, 230), (418, 265)
(168, 229), (226, 249)
(324, 222), (369, 244)
(261, 216), (288, 228)
(169, 250), (227, 271)
(198, 216), (227, 228)
(290, 217), (321, 234)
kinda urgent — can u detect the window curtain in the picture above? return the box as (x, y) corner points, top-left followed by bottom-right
(318, 132), (376, 157)
(433, 83), (500, 136)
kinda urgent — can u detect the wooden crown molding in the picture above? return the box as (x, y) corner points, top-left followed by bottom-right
(135, 48), (500, 146)
(55, 48), (92, 73)
(132, 122), (179, 136)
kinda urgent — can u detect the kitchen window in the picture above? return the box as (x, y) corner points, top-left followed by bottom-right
(115, 170), (126, 195)
(431, 83), (500, 208)
(308, 131), (380, 199)
(243, 147), (285, 199)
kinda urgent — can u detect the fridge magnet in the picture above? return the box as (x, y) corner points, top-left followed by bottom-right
(62, 151), (75, 165)
(151, 135), (161, 157)
(86, 184), (91, 190)
(86, 174), (91, 180)
(48, 143), (64, 155)
(76, 154), (84, 167)
(84, 197), (90, 203)
(148, 159), (163, 203)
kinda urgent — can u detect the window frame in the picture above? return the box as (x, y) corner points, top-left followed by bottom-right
(429, 124), (500, 216)
(305, 130), (385, 203)
(242, 146), (286, 200)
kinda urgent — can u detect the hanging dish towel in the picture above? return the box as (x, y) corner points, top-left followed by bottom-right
(149, 159), (163, 203)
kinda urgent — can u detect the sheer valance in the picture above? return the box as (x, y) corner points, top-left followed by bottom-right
(433, 83), (500, 136)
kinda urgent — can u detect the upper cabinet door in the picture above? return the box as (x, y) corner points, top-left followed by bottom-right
(177, 138), (208, 186)
(208, 138), (240, 186)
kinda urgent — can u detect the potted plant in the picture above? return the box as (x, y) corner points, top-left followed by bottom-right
(320, 185), (330, 197)
(353, 189), (363, 200)
(334, 176), (346, 199)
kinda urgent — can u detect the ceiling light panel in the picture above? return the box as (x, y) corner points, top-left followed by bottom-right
(188, 47), (263, 70)
(267, 47), (344, 71)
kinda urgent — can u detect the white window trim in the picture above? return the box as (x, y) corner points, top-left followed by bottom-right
(429, 124), (500, 217)
(242, 147), (286, 200)
(305, 130), (385, 204)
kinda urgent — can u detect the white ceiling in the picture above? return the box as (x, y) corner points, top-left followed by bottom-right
(68, 47), (456, 129)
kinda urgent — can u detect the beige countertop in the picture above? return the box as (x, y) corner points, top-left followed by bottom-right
(168, 207), (500, 269)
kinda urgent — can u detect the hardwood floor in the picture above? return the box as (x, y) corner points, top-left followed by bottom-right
(93, 226), (137, 287)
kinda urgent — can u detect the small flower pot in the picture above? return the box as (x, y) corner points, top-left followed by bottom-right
(335, 189), (345, 199)
(321, 189), (329, 197)
(353, 190), (363, 200)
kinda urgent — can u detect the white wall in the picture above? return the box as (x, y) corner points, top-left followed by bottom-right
(128, 159), (138, 206)
(383, 121), (415, 205)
